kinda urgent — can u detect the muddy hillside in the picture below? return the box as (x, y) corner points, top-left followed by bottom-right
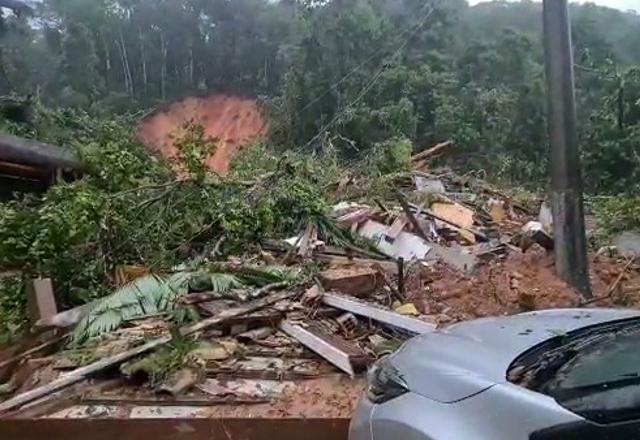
(136, 94), (268, 175)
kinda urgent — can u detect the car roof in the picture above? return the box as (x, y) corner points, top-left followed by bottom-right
(391, 308), (640, 403)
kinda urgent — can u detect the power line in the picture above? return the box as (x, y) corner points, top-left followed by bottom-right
(295, 0), (434, 117)
(298, 4), (436, 151)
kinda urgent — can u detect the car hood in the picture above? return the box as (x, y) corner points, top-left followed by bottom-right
(390, 308), (640, 403)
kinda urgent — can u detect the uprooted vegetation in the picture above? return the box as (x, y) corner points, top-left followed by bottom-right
(0, 106), (638, 344)
(2, 105), (640, 416)
(0, 107), (408, 341)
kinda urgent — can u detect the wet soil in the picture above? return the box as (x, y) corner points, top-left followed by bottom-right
(136, 94), (268, 176)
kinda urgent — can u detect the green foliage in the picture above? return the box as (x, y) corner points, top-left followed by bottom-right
(120, 333), (198, 386)
(1, 0), (640, 336)
(0, 276), (27, 343)
(595, 196), (640, 238)
(73, 273), (190, 343)
(1, 0), (638, 193)
(367, 137), (413, 176)
(73, 263), (300, 343)
(174, 123), (216, 182)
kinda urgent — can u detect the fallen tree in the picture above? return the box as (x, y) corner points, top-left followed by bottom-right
(0, 134), (79, 170)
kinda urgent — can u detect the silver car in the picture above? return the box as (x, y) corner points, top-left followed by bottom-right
(350, 308), (640, 440)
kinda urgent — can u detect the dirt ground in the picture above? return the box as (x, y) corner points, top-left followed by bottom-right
(136, 94), (268, 175)
(407, 247), (640, 324)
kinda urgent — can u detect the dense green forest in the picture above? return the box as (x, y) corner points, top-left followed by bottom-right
(0, 0), (639, 340)
(1, 0), (639, 192)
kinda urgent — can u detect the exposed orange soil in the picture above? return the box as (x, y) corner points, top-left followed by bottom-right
(407, 248), (640, 324)
(136, 94), (268, 176)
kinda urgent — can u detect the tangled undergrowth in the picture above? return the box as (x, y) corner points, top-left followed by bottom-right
(0, 106), (412, 341)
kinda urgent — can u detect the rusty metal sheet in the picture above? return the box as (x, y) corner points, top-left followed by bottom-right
(0, 417), (349, 440)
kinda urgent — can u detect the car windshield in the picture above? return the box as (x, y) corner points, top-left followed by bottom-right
(509, 319), (640, 424)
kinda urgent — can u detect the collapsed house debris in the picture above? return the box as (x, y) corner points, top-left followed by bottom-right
(2, 139), (638, 426)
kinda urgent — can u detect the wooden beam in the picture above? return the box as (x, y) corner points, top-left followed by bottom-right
(25, 278), (57, 324)
(322, 292), (436, 334)
(279, 321), (370, 376)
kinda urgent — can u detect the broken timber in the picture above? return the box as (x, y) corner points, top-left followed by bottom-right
(411, 140), (453, 165)
(322, 292), (436, 334)
(408, 202), (488, 242)
(279, 321), (370, 376)
(0, 289), (298, 414)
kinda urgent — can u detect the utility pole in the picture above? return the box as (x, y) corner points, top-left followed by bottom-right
(543, 0), (592, 299)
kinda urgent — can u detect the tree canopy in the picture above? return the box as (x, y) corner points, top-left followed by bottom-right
(1, 0), (639, 192)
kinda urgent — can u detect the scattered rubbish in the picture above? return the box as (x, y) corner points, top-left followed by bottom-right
(197, 378), (290, 400)
(3, 146), (622, 422)
(394, 303), (419, 316)
(413, 176), (445, 194)
(520, 221), (554, 251)
(359, 220), (432, 260)
(430, 202), (474, 230)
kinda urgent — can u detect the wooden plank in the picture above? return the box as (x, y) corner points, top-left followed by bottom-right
(0, 335), (65, 372)
(411, 140), (453, 163)
(430, 202), (474, 229)
(279, 321), (364, 377)
(25, 278), (58, 324)
(408, 202), (488, 241)
(0, 288), (297, 414)
(385, 216), (408, 241)
(0, 418), (350, 440)
(322, 293), (436, 335)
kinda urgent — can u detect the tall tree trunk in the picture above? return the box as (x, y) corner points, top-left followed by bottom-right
(116, 37), (130, 94)
(103, 36), (111, 90)
(0, 48), (13, 95)
(119, 30), (134, 95)
(160, 33), (167, 100)
(189, 46), (194, 88)
(139, 30), (147, 96)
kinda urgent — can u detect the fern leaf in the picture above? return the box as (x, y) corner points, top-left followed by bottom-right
(209, 272), (242, 293)
(73, 272), (189, 344)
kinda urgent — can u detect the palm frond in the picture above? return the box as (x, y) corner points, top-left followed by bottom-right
(72, 264), (299, 344)
(73, 272), (189, 343)
(209, 272), (243, 292)
(233, 265), (301, 286)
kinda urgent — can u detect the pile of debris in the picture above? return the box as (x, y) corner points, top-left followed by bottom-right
(1, 140), (637, 420)
(0, 257), (436, 418)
